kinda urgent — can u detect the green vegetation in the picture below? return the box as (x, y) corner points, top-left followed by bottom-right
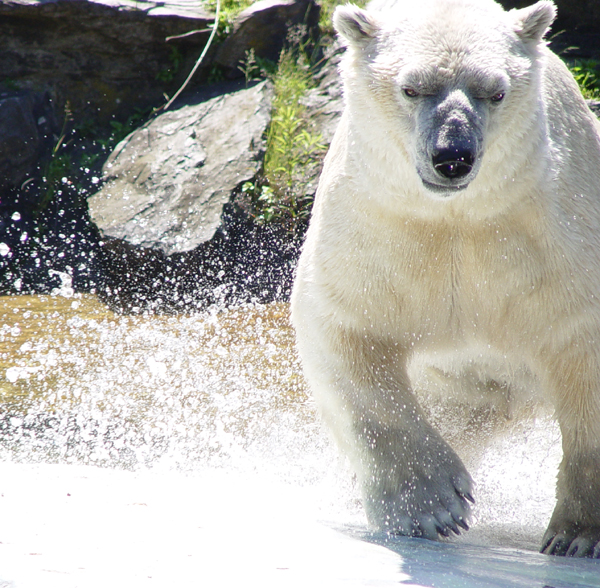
(569, 59), (600, 100)
(105, 107), (152, 147)
(318, 0), (366, 34)
(264, 41), (324, 184)
(1, 78), (20, 91)
(38, 102), (75, 215)
(241, 32), (326, 229)
(238, 48), (277, 85)
(210, 0), (368, 229)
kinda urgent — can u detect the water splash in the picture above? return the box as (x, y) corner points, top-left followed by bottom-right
(0, 294), (562, 554)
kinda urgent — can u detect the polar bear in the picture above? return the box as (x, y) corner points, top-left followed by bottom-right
(290, 0), (600, 557)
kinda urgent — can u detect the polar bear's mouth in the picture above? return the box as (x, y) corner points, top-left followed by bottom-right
(421, 179), (470, 195)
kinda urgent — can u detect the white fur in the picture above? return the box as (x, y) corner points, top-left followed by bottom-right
(291, 0), (600, 556)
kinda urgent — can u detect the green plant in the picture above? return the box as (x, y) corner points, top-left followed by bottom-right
(258, 37), (325, 226)
(2, 78), (20, 91)
(207, 63), (226, 84)
(238, 31), (326, 229)
(102, 107), (152, 149)
(79, 151), (103, 171)
(242, 181), (314, 226)
(570, 59), (600, 100)
(238, 48), (259, 85)
(52, 101), (74, 157)
(37, 103), (75, 215)
(237, 49), (277, 85)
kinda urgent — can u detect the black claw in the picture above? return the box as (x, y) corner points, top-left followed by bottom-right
(456, 489), (474, 504)
(565, 544), (579, 557)
(458, 491), (474, 504)
(447, 520), (460, 535)
(456, 518), (469, 531)
(436, 525), (451, 538)
(541, 536), (553, 554)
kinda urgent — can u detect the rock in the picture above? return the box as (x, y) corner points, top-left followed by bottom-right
(589, 100), (600, 117)
(89, 79), (273, 255)
(0, 94), (43, 192)
(303, 43), (344, 145)
(0, 89), (58, 196)
(215, 0), (320, 76)
(0, 0), (215, 124)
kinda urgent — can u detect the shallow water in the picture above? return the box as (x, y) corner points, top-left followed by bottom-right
(0, 293), (592, 587)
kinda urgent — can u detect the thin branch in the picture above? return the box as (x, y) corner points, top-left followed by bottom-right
(163, 0), (221, 112)
(166, 29), (212, 42)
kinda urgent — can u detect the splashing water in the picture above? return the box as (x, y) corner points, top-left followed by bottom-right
(0, 293), (589, 587)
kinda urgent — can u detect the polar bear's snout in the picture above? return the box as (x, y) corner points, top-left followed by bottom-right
(416, 89), (485, 194)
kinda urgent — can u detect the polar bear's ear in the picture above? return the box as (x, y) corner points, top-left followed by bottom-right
(333, 4), (381, 47)
(511, 0), (556, 44)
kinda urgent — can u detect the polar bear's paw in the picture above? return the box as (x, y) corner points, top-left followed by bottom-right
(389, 473), (473, 540)
(541, 525), (600, 558)
(365, 450), (474, 540)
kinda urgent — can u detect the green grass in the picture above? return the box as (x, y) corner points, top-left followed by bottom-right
(263, 45), (323, 184)
(569, 59), (600, 100)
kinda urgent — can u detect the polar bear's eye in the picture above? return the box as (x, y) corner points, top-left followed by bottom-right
(490, 91), (505, 103)
(403, 88), (420, 98)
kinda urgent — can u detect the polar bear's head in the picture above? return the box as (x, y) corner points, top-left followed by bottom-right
(334, 0), (556, 199)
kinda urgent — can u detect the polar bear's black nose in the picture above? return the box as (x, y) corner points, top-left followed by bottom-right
(433, 149), (474, 180)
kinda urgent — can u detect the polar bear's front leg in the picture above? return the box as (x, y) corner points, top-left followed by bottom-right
(539, 346), (600, 558)
(298, 324), (473, 539)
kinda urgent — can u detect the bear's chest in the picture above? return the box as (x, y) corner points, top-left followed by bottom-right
(327, 215), (560, 348)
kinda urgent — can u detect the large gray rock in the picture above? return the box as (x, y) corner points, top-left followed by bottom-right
(89, 80), (273, 254)
(0, 0), (214, 123)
